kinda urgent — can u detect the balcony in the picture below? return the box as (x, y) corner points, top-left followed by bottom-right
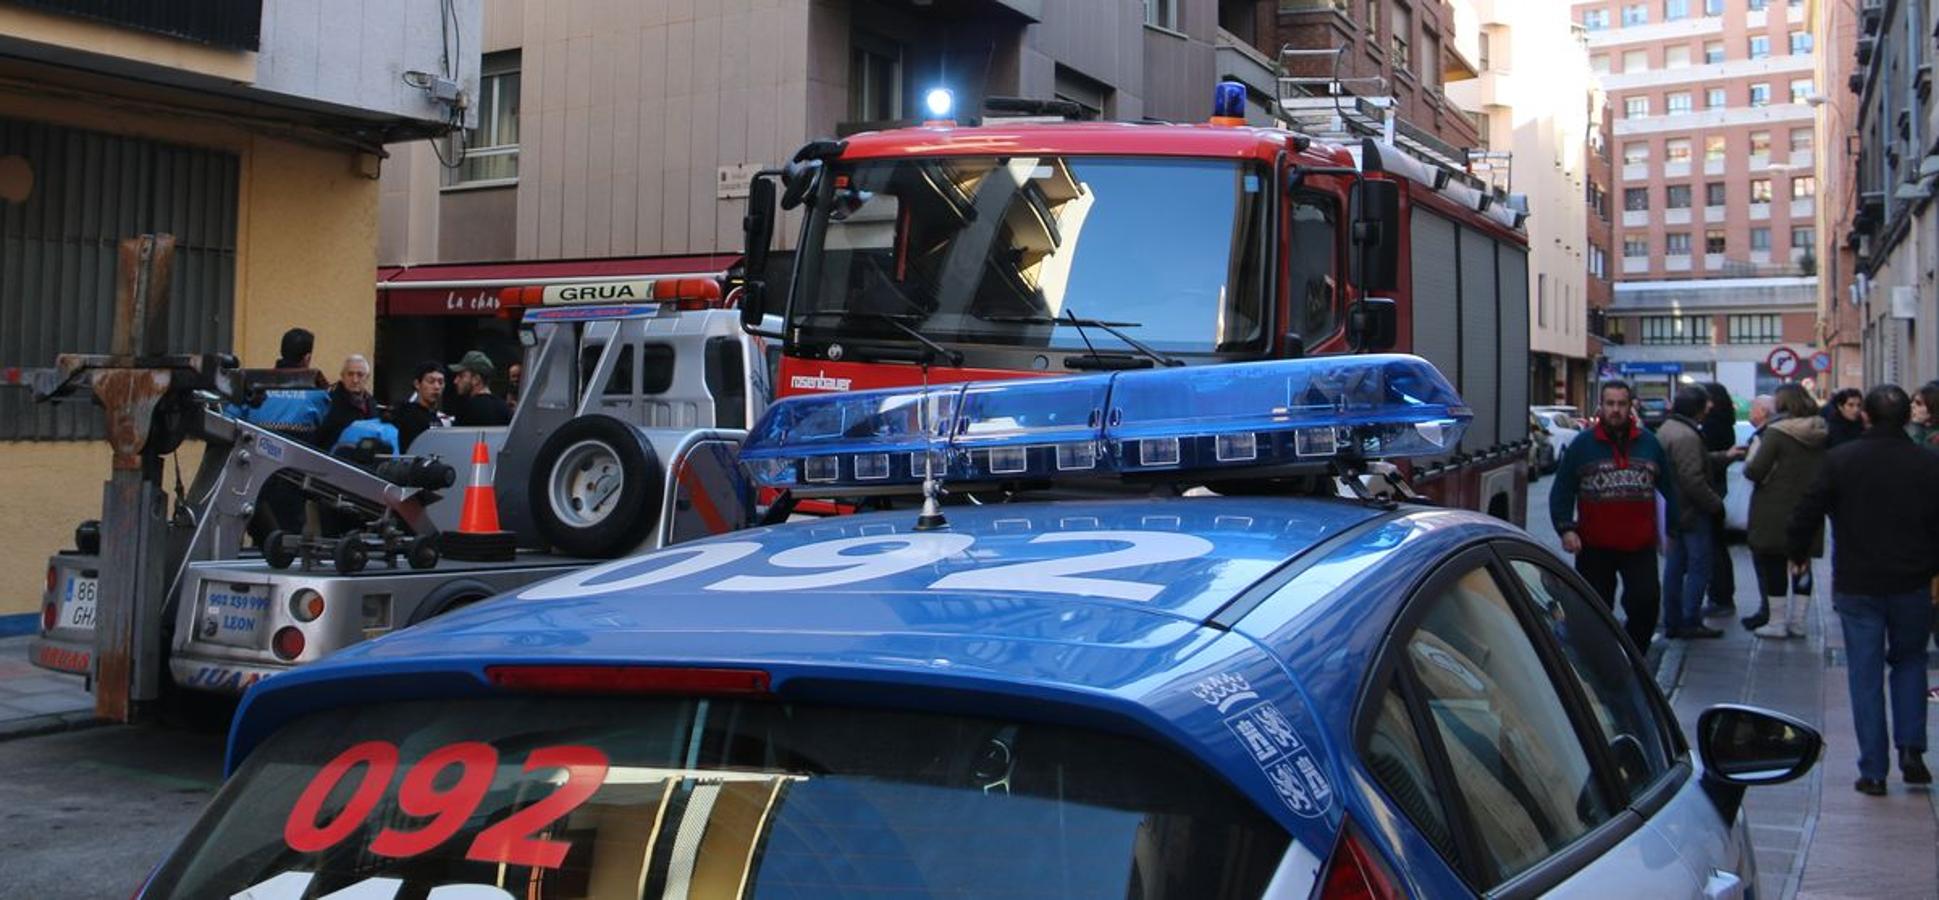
(1704, 253), (1726, 269)
(1705, 206), (1726, 222)
(1665, 161), (1692, 178)
(1749, 154), (1770, 171)
(1748, 8), (1767, 27)
(1792, 197), (1816, 216)
(1621, 255), (1648, 274)
(1666, 255), (1693, 271)
(1751, 250), (1773, 265)
(1623, 162), (1651, 181)
(1750, 203), (1772, 219)
(1790, 150), (1815, 169)
(1624, 209), (1650, 227)
(1705, 158), (1725, 175)
(1665, 207), (1693, 225)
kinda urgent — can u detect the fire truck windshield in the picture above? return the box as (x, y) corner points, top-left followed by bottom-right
(790, 156), (1269, 363)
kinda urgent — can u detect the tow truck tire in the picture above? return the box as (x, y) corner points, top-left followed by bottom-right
(529, 415), (665, 559)
(263, 530), (295, 569)
(407, 578), (498, 626)
(407, 535), (440, 570)
(333, 531), (369, 575)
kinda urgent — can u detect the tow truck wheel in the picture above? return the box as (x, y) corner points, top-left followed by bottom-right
(407, 535), (439, 570)
(529, 415), (665, 558)
(263, 530), (295, 569)
(333, 531), (369, 575)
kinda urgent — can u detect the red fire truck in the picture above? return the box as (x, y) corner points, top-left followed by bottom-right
(737, 90), (1532, 523)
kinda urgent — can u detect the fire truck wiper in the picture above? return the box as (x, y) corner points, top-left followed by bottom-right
(979, 310), (1185, 369)
(799, 310), (964, 367)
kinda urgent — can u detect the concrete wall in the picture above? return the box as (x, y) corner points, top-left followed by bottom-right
(256, 0), (484, 128)
(0, 93), (380, 619)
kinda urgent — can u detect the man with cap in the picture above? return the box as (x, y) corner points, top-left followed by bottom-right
(446, 350), (512, 426)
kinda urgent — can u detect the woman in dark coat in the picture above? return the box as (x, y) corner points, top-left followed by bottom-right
(1823, 387), (1864, 448)
(1700, 382), (1739, 615)
(1746, 384), (1827, 638)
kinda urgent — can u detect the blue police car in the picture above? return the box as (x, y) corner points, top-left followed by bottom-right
(140, 357), (1818, 899)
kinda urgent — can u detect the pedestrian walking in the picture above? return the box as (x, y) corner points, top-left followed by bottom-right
(1823, 387), (1864, 448)
(1700, 382), (1739, 618)
(1744, 384), (1825, 637)
(1906, 381), (1939, 452)
(1787, 385), (1939, 795)
(1658, 385), (1741, 639)
(1551, 380), (1680, 650)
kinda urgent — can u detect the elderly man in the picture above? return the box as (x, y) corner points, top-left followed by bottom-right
(318, 354), (377, 450)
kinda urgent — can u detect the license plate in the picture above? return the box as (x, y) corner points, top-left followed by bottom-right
(200, 583), (272, 648)
(59, 577), (97, 631)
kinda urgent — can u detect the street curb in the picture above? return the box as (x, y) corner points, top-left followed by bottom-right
(0, 709), (105, 743)
(1654, 639), (1689, 699)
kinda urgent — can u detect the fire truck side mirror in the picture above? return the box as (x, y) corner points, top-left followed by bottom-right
(741, 176), (778, 331)
(1350, 179), (1401, 294)
(1347, 298), (1398, 352)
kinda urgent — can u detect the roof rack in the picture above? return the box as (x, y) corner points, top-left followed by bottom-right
(1274, 45), (1488, 186)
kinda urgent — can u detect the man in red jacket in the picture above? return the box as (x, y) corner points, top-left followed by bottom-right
(1551, 381), (1681, 650)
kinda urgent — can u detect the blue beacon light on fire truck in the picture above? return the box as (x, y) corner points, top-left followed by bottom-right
(738, 355), (1473, 493)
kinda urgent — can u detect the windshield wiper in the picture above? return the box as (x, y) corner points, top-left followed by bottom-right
(978, 309), (1186, 369)
(797, 310), (964, 367)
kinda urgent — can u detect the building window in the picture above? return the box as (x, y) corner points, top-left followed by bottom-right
(1590, 246), (1609, 278)
(1423, 31), (1442, 89)
(1706, 86), (1726, 108)
(849, 33), (903, 121)
(448, 51), (521, 187)
(1790, 79), (1813, 104)
(1706, 181), (1727, 205)
(1623, 3), (1649, 25)
(1666, 138), (1692, 163)
(1749, 83), (1770, 107)
(1667, 183), (1693, 207)
(1748, 0), (1766, 9)
(1704, 0), (1723, 13)
(1641, 315), (1712, 345)
(1583, 7), (1610, 29)
(1392, 2), (1413, 69)
(1750, 178), (1773, 202)
(1625, 96), (1650, 118)
(1791, 176), (1816, 199)
(1625, 187), (1651, 210)
(1705, 229), (1726, 252)
(1665, 0), (1689, 19)
(1143, 0), (1178, 30)
(1790, 29), (1812, 54)
(1666, 232), (1693, 254)
(1667, 91), (1693, 114)
(1750, 130), (1771, 155)
(1479, 32), (1492, 69)
(1704, 40), (1724, 63)
(1705, 136), (1726, 160)
(1791, 128), (1813, 153)
(1589, 183), (1609, 218)
(1666, 44), (1692, 68)
(1623, 141), (1650, 164)
(1367, 0), (1380, 33)
(1623, 49), (1648, 72)
(1538, 274), (1548, 326)
(1748, 35), (1769, 59)
(1727, 314), (1782, 343)
(1053, 65), (1112, 119)
(1751, 227), (1772, 250)
(1625, 236), (1649, 256)
(1791, 227), (1815, 249)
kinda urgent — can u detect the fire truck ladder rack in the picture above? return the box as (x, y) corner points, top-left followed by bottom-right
(1275, 45), (1476, 183)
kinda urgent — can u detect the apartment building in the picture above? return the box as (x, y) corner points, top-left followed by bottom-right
(0, 0), (479, 625)
(1848, 0), (1937, 389)
(1575, 0), (1821, 403)
(1806, 0), (1862, 392)
(373, 0), (1282, 401)
(1446, 0), (1599, 407)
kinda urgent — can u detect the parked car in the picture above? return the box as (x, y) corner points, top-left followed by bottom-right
(1638, 396), (1670, 430)
(1527, 412), (1552, 480)
(1530, 407), (1581, 472)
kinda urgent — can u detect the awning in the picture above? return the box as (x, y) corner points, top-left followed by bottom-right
(376, 254), (740, 317)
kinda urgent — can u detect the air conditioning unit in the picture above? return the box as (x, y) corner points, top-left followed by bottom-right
(1861, 0), (1883, 33)
(1857, 35), (1876, 66)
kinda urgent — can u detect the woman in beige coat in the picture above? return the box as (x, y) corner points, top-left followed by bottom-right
(1744, 384), (1828, 638)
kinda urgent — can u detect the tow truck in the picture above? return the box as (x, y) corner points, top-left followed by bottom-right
(735, 83), (1535, 524)
(28, 240), (765, 716)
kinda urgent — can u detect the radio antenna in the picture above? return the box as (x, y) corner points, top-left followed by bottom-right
(914, 356), (949, 530)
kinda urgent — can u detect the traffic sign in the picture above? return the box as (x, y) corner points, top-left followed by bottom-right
(1766, 346), (1802, 378)
(1810, 351), (1832, 373)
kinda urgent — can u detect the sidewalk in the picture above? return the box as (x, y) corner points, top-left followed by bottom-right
(0, 636), (95, 740)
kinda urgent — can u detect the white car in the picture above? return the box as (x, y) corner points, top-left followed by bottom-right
(1724, 421), (1755, 534)
(1530, 407), (1582, 473)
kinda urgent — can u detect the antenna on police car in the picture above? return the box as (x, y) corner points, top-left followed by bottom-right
(913, 359), (949, 531)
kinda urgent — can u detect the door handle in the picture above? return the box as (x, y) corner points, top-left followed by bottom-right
(1703, 868), (1745, 900)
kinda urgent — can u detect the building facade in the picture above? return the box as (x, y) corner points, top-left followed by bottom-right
(1574, 0), (1821, 405)
(0, 0), (478, 623)
(1806, 0), (1863, 392)
(1447, 0), (1599, 407)
(1848, 0), (1936, 389)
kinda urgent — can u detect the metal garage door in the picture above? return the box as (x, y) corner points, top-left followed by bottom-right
(0, 117), (238, 439)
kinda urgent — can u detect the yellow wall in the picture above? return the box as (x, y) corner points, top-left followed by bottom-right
(0, 93), (379, 619)
(0, 4), (255, 83)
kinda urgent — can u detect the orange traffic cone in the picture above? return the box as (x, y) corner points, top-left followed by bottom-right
(442, 437), (516, 561)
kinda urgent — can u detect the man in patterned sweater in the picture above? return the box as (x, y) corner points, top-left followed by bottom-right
(1551, 380), (1681, 650)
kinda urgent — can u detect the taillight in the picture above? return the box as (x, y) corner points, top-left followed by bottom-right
(1318, 827), (1400, 900)
(41, 602), (57, 633)
(271, 626), (306, 661)
(45, 565), (56, 596)
(485, 665), (772, 696)
(289, 588), (325, 622)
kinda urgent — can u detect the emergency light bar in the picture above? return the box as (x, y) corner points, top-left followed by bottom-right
(739, 355), (1470, 495)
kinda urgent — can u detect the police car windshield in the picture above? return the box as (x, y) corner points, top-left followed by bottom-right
(148, 697), (1289, 899)
(793, 156), (1269, 358)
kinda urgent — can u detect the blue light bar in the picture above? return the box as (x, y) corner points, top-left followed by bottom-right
(739, 355), (1470, 495)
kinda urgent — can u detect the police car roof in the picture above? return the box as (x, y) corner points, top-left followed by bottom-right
(225, 496), (1522, 769)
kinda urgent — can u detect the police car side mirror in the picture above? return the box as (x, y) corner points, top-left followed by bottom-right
(1347, 298), (1397, 353)
(1350, 179), (1401, 294)
(1697, 703), (1822, 820)
(741, 176), (778, 334)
